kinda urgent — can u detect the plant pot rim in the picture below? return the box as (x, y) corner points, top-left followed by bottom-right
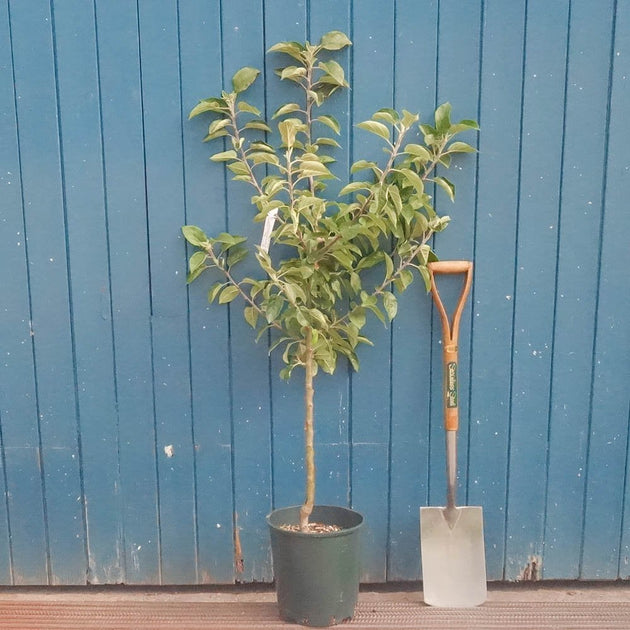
(266, 505), (364, 538)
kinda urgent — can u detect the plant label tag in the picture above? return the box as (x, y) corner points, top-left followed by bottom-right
(260, 208), (278, 253)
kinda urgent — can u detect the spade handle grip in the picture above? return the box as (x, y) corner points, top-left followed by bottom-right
(428, 261), (473, 432)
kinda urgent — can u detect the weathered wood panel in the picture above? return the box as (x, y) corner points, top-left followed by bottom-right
(0, 0), (628, 584)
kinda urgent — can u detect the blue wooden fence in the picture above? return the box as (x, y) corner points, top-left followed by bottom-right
(0, 0), (628, 585)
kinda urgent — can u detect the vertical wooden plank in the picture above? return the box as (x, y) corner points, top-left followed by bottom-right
(388, 0), (438, 582)
(0, 0), (628, 586)
(503, 0), (574, 581)
(6, 0), (82, 585)
(468, 0), (526, 581)
(0, 0), (32, 585)
(613, 0), (630, 581)
(180, 0), (236, 584)
(221, 0), (274, 582)
(540, 0), (615, 580)
(264, 0), (308, 513)
(264, 1), (353, 514)
(427, 0), (481, 552)
(95, 1), (161, 584)
(308, 1), (352, 198)
(581, 0), (630, 579)
(52, 0), (124, 584)
(432, 0), (481, 260)
(138, 0), (197, 584)
(349, 0), (395, 582)
(307, 2), (353, 509)
(540, 3), (601, 578)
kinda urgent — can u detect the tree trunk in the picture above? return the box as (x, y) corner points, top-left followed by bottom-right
(299, 328), (315, 530)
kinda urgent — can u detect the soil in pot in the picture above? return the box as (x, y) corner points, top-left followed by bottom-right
(280, 522), (342, 534)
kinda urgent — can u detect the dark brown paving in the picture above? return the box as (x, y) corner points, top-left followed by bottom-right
(0, 599), (629, 629)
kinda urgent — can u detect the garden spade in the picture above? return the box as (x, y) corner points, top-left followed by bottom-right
(420, 260), (486, 607)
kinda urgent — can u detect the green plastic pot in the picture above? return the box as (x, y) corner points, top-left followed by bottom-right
(266, 505), (364, 627)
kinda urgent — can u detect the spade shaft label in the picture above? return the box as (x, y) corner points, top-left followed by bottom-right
(447, 362), (457, 408)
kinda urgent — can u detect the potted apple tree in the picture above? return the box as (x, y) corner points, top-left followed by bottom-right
(182, 31), (477, 627)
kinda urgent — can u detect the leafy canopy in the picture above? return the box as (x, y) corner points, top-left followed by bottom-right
(183, 31), (478, 380)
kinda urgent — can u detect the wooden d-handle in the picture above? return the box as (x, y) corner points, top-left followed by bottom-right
(428, 260), (473, 275)
(428, 261), (473, 431)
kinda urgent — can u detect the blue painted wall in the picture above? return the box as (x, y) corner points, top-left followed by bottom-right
(0, 0), (628, 585)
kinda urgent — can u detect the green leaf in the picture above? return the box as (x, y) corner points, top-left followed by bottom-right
(434, 176), (455, 201)
(278, 118), (302, 146)
(350, 272), (361, 293)
(347, 352), (360, 372)
(318, 60), (346, 86)
(267, 40), (306, 60)
(227, 161), (249, 176)
(265, 295), (284, 323)
(338, 181), (370, 196)
(411, 211), (430, 238)
(447, 141), (476, 153)
(319, 30), (352, 50)
(384, 253), (394, 278)
(279, 365), (293, 380)
(187, 265), (207, 284)
(401, 109), (420, 128)
(350, 160), (378, 174)
(387, 185), (402, 212)
(232, 67), (260, 94)
(189, 98), (227, 119)
(250, 141), (275, 152)
(357, 120), (391, 141)
(243, 306), (258, 328)
(435, 102), (452, 132)
(399, 168), (425, 194)
(356, 251), (383, 271)
(272, 103), (301, 119)
(227, 246), (248, 267)
(372, 108), (399, 125)
(420, 266), (431, 292)
(238, 101), (261, 116)
(395, 269), (414, 292)
(349, 307), (366, 330)
(210, 149), (238, 162)
(415, 244), (432, 267)
(438, 154), (452, 168)
(248, 151), (280, 166)
(314, 137), (342, 148)
(182, 225), (208, 246)
(207, 118), (230, 137)
(331, 249), (355, 268)
(316, 115), (341, 135)
(215, 233), (247, 247)
(208, 282), (224, 303)
(244, 120), (272, 132)
(430, 214), (451, 233)
(218, 285), (240, 304)
(383, 291), (398, 320)
(299, 161), (333, 178)
(450, 119), (480, 134)
(308, 308), (329, 327)
(421, 131), (438, 147)
(203, 130), (227, 142)
(280, 66), (307, 81)
(404, 144), (432, 161)
(188, 251), (207, 274)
